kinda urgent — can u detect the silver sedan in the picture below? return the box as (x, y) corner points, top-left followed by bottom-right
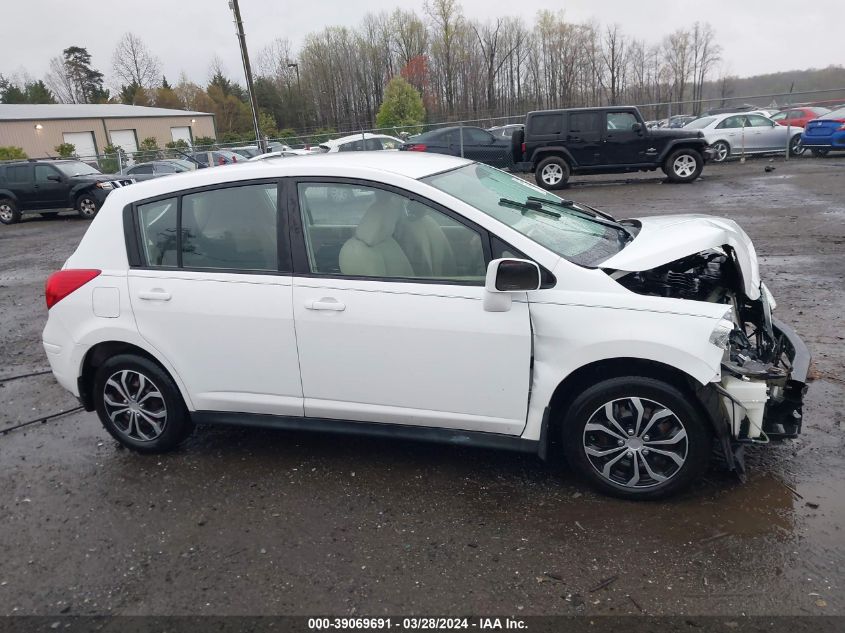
(685, 113), (805, 162)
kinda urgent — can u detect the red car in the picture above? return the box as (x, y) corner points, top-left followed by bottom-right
(771, 107), (831, 128)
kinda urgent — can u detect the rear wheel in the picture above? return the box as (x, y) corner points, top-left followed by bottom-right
(710, 140), (730, 163)
(93, 354), (194, 453)
(562, 376), (712, 500)
(0, 198), (20, 225)
(663, 148), (703, 183)
(789, 135), (805, 157)
(76, 193), (99, 218)
(535, 156), (570, 190)
(811, 148), (830, 157)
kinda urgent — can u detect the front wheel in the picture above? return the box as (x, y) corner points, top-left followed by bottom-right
(0, 198), (21, 225)
(93, 354), (194, 453)
(76, 193), (99, 218)
(535, 156), (570, 190)
(562, 377), (712, 500)
(663, 148), (703, 183)
(789, 135), (805, 157)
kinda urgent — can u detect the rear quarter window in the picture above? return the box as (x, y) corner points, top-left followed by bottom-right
(529, 113), (563, 136)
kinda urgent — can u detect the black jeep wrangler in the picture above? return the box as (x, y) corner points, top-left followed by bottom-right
(0, 159), (135, 225)
(512, 106), (715, 189)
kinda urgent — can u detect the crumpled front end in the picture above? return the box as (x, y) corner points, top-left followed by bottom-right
(608, 242), (810, 448)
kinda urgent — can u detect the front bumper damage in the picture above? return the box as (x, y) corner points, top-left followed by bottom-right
(717, 317), (810, 443)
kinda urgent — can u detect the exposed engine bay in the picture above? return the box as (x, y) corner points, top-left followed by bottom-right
(608, 247), (809, 448)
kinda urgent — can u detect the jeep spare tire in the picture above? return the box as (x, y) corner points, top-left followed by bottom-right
(535, 156), (570, 190)
(510, 128), (525, 165)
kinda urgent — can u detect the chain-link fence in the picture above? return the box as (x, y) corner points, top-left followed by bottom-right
(3, 87), (843, 174)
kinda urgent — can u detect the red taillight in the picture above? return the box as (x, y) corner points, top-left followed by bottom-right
(45, 269), (101, 309)
(406, 144), (427, 152)
(521, 142), (526, 154)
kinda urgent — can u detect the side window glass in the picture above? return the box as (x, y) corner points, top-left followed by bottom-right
(530, 114), (563, 135)
(379, 138), (401, 150)
(297, 183), (486, 282)
(181, 184), (278, 271)
(464, 128), (492, 144)
(748, 115), (772, 127)
(7, 165), (30, 183)
(607, 112), (638, 131)
(138, 198), (179, 266)
(35, 165), (57, 183)
(568, 112), (602, 135)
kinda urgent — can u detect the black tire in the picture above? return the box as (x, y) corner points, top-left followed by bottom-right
(93, 354), (194, 453)
(789, 135), (805, 157)
(561, 376), (712, 500)
(710, 140), (730, 163)
(535, 155), (570, 190)
(76, 192), (99, 219)
(510, 128), (525, 164)
(0, 197), (21, 225)
(811, 148), (830, 158)
(40, 212), (60, 219)
(663, 148), (704, 183)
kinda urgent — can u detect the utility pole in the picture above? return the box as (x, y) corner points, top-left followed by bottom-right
(229, 0), (265, 151)
(287, 62), (303, 131)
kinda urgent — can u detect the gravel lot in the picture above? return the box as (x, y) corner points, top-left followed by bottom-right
(0, 156), (843, 617)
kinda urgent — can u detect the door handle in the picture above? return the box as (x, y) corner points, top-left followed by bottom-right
(305, 298), (345, 311)
(138, 289), (172, 301)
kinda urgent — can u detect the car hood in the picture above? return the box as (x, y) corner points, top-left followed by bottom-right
(71, 173), (133, 183)
(600, 214), (761, 300)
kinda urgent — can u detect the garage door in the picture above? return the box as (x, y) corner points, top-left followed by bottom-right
(170, 126), (193, 145)
(62, 131), (97, 159)
(109, 129), (138, 153)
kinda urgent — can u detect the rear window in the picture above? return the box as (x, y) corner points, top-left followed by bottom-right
(821, 108), (845, 119)
(529, 113), (563, 136)
(686, 117), (716, 129)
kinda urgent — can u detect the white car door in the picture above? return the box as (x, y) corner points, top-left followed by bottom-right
(127, 182), (304, 416)
(714, 115), (749, 154)
(289, 180), (533, 435)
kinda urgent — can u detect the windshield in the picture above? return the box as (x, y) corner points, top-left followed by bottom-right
(422, 163), (629, 267)
(54, 161), (101, 177)
(821, 107), (845, 119)
(685, 117), (715, 129)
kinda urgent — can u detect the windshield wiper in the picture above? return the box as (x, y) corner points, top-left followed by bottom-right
(527, 196), (616, 221)
(499, 198), (560, 219)
(526, 196), (632, 240)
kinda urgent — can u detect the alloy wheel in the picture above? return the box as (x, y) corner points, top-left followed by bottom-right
(79, 198), (97, 216)
(582, 397), (688, 489)
(713, 143), (729, 162)
(790, 137), (804, 156)
(103, 370), (168, 442)
(0, 203), (13, 223)
(541, 163), (563, 185)
(673, 154), (697, 178)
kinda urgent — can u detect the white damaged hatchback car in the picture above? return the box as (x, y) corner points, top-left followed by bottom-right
(42, 153), (809, 499)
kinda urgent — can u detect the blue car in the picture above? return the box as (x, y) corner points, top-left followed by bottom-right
(801, 106), (845, 156)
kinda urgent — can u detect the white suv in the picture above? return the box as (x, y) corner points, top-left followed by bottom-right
(42, 153), (809, 499)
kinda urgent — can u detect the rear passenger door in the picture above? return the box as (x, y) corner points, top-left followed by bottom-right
(126, 181), (303, 416)
(564, 111), (603, 166)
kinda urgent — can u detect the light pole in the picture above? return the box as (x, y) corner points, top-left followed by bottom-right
(228, 0), (265, 151)
(287, 62), (303, 132)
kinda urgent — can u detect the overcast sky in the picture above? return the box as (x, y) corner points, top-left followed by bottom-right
(3, 0), (843, 89)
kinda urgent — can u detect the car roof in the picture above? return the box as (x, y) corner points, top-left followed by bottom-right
(106, 152), (472, 204)
(321, 133), (402, 147)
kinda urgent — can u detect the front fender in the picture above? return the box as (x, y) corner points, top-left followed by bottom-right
(521, 300), (724, 440)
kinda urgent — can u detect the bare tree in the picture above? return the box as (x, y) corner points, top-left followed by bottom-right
(601, 25), (628, 105)
(112, 33), (161, 90)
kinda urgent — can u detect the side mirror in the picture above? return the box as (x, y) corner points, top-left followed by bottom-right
(47, 174), (61, 182)
(631, 122), (644, 134)
(484, 258), (542, 312)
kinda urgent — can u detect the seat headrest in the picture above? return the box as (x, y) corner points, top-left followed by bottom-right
(355, 205), (401, 246)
